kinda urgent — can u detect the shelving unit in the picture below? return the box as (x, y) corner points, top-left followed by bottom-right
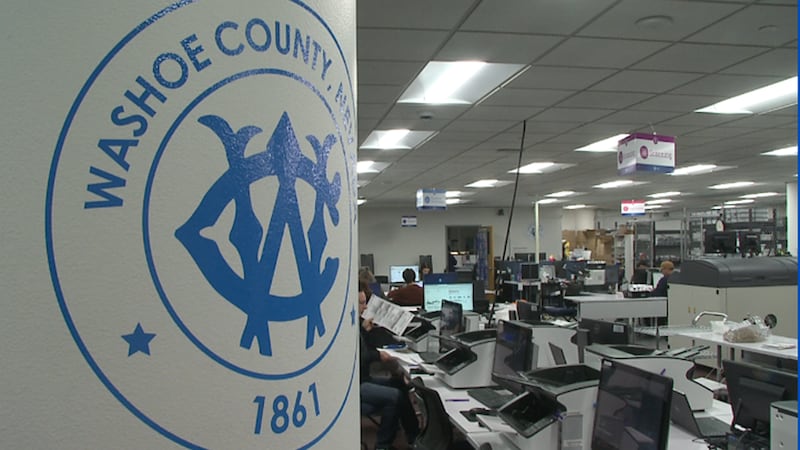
(686, 208), (783, 257)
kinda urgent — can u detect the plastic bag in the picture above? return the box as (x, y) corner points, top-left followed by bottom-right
(723, 315), (771, 343)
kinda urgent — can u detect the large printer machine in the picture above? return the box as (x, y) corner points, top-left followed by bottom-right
(669, 257), (797, 338)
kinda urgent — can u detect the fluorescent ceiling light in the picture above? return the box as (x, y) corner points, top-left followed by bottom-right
(564, 204), (587, 210)
(648, 191), (681, 198)
(446, 198), (470, 205)
(696, 76), (798, 114)
(465, 179), (499, 188)
(509, 161), (554, 174)
(741, 192), (781, 199)
(359, 129), (437, 150)
(670, 164), (717, 176)
(644, 204), (663, 210)
(547, 191), (576, 198)
(594, 180), (634, 189)
(465, 179), (513, 188)
(357, 161), (374, 173)
(398, 61), (526, 105)
(711, 205), (723, 210)
(446, 191), (462, 198)
(762, 145), (797, 156)
(646, 198), (672, 205)
(536, 198), (561, 205)
(357, 198), (367, 206)
(710, 181), (755, 190)
(575, 134), (629, 153)
(724, 199), (755, 205)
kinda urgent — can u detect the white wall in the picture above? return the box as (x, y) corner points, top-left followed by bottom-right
(359, 205), (563, 275)
(562, 208), (597, 230)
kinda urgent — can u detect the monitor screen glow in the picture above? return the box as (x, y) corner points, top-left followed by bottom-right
(423, 282), (473, 312)
(389, 265), (419, 283)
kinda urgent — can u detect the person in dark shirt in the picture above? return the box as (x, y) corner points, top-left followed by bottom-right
(651, 261), (674, 297)
(387, 268), (423, 307)
(359, 284), (419, 449)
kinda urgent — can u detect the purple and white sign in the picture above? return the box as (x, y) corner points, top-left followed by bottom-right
(617, 133), (675, 175)
(621, 199), (646, 217)
(416, 188), (447, 211)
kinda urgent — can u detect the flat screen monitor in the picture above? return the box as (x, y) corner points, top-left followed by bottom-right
(423, 282), (473, 312)
(591, 359), (673, 450)
(439, 300), (464, 353)
(516, 301), (541, 322)
(520, 263), (539, 280)
(491, 320), (534, 393)
(740, 232), (761, 255)
(539, 264), (556, 280)
(723, 360), (798, 435)
(390, 265), (418, 283)
(706, 231), (737, 255)
(579, 318), (631, 345)
(423, 272), (457, 285)
(651, 270), (664, 288)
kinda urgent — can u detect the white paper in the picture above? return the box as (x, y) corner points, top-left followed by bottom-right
(362, 296), (415, 336)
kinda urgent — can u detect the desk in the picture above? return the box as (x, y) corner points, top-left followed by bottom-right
(565, 293), (667, 320)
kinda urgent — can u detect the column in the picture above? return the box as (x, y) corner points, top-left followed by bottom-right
(787, 182), (797, 256)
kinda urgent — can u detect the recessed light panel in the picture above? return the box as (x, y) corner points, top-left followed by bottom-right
(359, 129), (437, 150)
(547, 191), (577, 198)
(724, 199), (755, 205)
(762, 146), (798, 156)
(710, 181), (755, 190)
(648, 191), (681, 198)
(574, 134), (630, 153)
(593, 180), (635, 189)
(564, 204), (587, 210)
(741, 192), (781, 199)
(670, 164), (718, 176)
(398, 61), (527, 105)
(536, 198), (561, 205)
(696, 76), (798, 114)
(646, 199), (672, 205)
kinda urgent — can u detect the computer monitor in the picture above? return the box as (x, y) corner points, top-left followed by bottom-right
(520, 262), (539, 280)
(514, 252), (536, 262)
(579, 318), (631, 345)
(539, 264), (556, 281)
(739, 232), (761, 255)
(439, 300), (464, 353)
(389, 265), (418, 283)
(423, 282), (473, 312)
(516, 301), (541, 322)
(723, 360), (798, 435)
(651, 270), (664, 288)
(591, 359), (673, 450)
(423, 272), (457, 285)
(706, 231), (737, 255)
(491, 320), (534, 393)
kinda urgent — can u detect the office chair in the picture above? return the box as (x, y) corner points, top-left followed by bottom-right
(541, 282), (577, 320)
(410, 377), (453, 450)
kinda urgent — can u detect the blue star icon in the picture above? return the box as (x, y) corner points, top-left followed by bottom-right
(122, 323), (156, 356)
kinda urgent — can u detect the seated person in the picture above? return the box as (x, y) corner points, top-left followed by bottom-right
(651, 261), (674, 297)
(359, 284), (419, 449)
(630, 261), (649, 284)
(387, 268), (423, 307)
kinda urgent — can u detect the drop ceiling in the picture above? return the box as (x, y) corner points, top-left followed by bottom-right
(356, 0), (798, 212)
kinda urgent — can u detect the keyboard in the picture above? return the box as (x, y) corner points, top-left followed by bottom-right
(418, 351), (441, 363)
(467, 388), (515, 409)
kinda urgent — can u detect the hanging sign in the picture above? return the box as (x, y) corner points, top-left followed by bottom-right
(401, 216), (418, 227)
(621, 199), (646, 216)
(416, 188), (447, 210)
(617, 133), (675, 175)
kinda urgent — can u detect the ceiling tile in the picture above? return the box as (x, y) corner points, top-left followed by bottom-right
(508, 66), (617, 89)
(717, 114), (797, 128)
(378, 117), (451, 130)
(358, 103), (391, 119)
(658, 113), (741, 128)
(597, 110), (683, 124)
(629, 94), (725, 112)
(436, 32), (562, 63)
(462, 0), (617, 34)
(579, 0), (742, 40)
(531, 107), (615, 122)
(459, 105), (544, 122)
(443, 118), (518, 132)
(357, 60), (425, 85)
(384, 103), (469, 121)
(721, 48), (798, 76)
(358, 84), (405, 103)
(687, 5), (797, 46)
(357, 29), (448, 61)
(633, 43), (766, 73)
(480, 87), (576, 107)
(591, 70), (704, 93)
(670, 74), (784, 96)
(558, 91), (654, 109)
(536, 37), (669, 68)
(357, 0), (476, 29)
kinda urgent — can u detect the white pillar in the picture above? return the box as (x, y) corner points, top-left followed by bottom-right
(1, 1), (358, 448)
(787, 182), (797, 256)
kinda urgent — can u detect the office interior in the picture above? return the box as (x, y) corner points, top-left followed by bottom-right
(356, 1), (798, 450)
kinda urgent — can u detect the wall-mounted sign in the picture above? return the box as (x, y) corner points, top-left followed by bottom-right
(416, 188), (447, 210)
(617, 133), (675, 175)
(401, 216), (418, 227)
(621, 200), (646, 216)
